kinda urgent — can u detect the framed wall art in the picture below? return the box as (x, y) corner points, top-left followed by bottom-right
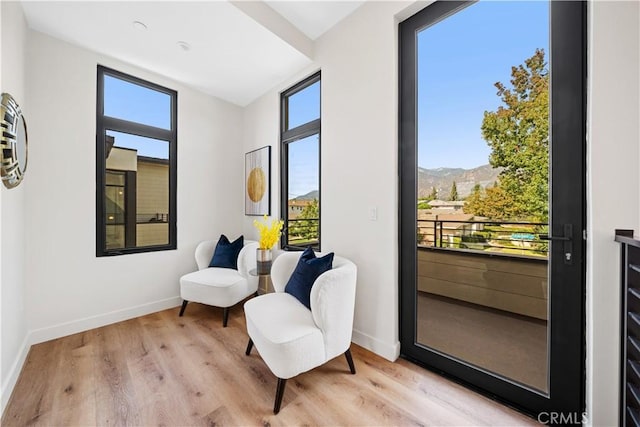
(245, 145), (271, 215)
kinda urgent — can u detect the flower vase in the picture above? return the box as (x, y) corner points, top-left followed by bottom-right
(256, 248), (272, 275)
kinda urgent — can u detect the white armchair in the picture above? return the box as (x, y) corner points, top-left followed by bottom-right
(243, 251), (357, 414)
(179, 239), (259, 327)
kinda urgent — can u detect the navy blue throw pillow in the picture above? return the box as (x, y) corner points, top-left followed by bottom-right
(209, 234), (244, 269)
(285, 247), (334, 309)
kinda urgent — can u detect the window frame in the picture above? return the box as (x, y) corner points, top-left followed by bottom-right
(398, 0), (586, 416)
(280, 71), (321, 251)
(96, 65), (178, 257)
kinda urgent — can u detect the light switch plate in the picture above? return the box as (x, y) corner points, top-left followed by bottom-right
(369, 207), (378, 221)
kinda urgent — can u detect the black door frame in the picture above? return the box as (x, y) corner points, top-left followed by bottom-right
(398, 1), (586, 417)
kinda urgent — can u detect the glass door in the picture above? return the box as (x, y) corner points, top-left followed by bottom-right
(399, 0), (585, 416)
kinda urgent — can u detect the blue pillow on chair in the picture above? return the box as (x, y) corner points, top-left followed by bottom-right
(285, 247), (334, 309)
(209, 234), (244, 269)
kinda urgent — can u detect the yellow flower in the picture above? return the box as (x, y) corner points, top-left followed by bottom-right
(253, 215), (284, 249)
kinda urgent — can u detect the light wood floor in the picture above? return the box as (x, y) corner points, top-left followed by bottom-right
(2, 301), (537, 426)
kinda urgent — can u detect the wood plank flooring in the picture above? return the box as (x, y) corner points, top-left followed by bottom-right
(2, 301), (537, 426)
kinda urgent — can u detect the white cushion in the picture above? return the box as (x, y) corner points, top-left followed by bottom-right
(245, 293), (325, 379)
(180, 240), (259, 310)
(180, 268), (249, 308)
(182, 268), (244, 288)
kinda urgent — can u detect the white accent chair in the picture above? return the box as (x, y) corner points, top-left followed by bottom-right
(244, 251), (358, 414)
(179, 240), (259, 327)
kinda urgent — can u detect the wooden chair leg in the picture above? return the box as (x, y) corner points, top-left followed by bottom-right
(222, 307), (229, 327)
(274, 378), (287, 414)
(245, 338), (253, 355)
(179, 300), (188, 317)
(345, 348), (356, 374)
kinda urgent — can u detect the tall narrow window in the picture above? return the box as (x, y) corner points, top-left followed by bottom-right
(96, 66), (177, 256)
(281, 72), (321, 250)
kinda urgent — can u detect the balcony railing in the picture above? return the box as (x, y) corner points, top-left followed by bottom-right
(137, 212), (168, 223)
(418, 219), (548, 258)
(286, 217), (319, 246)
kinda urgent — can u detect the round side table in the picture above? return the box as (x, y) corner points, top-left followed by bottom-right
(249, 268), (273, 295)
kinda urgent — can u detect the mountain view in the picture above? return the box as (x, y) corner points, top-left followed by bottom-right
(292, 190), (319, 201)
(418, 164), (501, 199)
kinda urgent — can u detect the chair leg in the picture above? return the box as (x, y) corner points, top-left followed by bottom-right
(274, 378), (287, 414)
(222, 307), (229, 327)
(179, 300), (188, 317)
(245, 338), (253, 356)
(345, 348), (356, 374)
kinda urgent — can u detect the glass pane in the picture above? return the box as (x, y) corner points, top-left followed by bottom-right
(104, 75), (171, 130)
(105, 170), (125, 186)
(287, 81), (320, 130)
(287, 134), (319, 247)
(416, 1), (549, 392)
(105, 171), (125, 250)
(105, 130), (170, 249)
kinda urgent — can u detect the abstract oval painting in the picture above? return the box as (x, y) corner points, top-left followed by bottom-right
(245, 146), (270, 215)
(247, 167), (266, 202)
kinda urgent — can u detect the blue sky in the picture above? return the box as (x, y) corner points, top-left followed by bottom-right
(288, 81), (319, 130)
(104, 75), (170, 159)
(288, 134), (319, 199)
(287, 81), (320, 198)
(417, 1), (549, 169)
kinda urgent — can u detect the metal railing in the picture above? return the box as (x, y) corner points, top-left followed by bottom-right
(287, 218), (319, 244)
(137, 213), (168, 223)
(418, 219), (548, 257)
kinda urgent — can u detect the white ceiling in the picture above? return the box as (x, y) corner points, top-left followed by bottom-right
(264, 1), (365, 40)
(20, 1), (365, 106)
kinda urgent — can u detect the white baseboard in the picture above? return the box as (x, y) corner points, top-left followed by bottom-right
(352, 329), (400, 362)
(29, 296), (182, 345)
(1, 334), (30, 414)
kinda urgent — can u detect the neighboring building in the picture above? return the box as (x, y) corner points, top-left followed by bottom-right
(427, 199), (466, 211)
(417, 211), (483, 247)
(288, 198), (313, 219)
(105, 146), (169, 249)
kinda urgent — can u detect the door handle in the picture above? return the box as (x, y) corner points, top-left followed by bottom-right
(538, 235), (570, 241)
(538, 224), (573, 265)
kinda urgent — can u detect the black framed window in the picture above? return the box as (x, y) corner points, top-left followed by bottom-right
(96, 66), (177, 256)
(280, 72), (321, 250)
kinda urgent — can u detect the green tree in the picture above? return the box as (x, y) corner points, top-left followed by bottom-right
(481, 48), (549, 221)
(449, 181), (458, 201)
(290, 199), (319, 241)
(464, 181), (519, 220)
(482, 183), (519, 220)
(464, 184), (483, 216)
(429, 187), (438, 201)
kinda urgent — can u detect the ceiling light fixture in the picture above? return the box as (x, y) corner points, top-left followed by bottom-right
(132, 21), (147, 31)
(177, 41), (191, 52)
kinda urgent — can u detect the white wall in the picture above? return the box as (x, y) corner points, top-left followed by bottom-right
(314, 1), (407, 359)
(243, 1), (412, 360)
(22, 31), (244, 341)
(242, 89), (282, 225)
(0, 1), (29, 412)
(586, 1), (640, 425)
